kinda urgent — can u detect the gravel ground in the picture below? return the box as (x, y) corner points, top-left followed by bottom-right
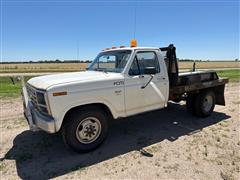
(0, 83), (239, 180)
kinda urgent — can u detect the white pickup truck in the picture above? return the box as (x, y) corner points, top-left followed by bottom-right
(22, 44), (228, 152)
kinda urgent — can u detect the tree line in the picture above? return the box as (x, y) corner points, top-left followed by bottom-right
(0, 60), (92, 64)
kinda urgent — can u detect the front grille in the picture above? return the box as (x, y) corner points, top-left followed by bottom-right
(26, 84), (49, 115)
(26, 84), (38, 108)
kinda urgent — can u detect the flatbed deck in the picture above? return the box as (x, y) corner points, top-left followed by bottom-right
(169, 70), (228, 106)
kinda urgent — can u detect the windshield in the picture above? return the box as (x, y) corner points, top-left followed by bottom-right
(88, 50), (132, 73)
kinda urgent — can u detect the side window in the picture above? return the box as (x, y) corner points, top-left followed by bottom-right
(129, 51), (160, 75)
(129, 57), (140, 75)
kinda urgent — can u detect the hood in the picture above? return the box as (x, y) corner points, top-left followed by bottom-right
(27, 71), (117, 89)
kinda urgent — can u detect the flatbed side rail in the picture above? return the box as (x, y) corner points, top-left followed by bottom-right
(169, 78), (229, 105)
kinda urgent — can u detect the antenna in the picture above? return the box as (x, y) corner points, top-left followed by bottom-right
(77, 41), (79, 61)
(133, 5), (137, 39)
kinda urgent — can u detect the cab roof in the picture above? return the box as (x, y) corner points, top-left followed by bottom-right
(102, 47), (160, 52)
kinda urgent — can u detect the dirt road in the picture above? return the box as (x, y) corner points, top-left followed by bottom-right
(0, 84), (239, 179)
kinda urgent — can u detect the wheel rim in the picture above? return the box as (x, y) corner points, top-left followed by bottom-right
(76, 117), (102, 144)
(203, 95), (213, 113)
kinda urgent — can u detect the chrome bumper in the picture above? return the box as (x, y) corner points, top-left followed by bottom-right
(22, 86), (55, 133)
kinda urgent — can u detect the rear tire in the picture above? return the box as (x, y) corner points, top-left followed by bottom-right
(194, 90), (215, 117)
(61, 107), (109, 153)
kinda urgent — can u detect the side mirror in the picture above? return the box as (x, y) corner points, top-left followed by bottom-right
(144, 67), (156, 75)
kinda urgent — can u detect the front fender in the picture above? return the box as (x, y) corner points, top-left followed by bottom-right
(53, 99), (122, 132)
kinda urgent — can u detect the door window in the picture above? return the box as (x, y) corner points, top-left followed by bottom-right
(129, 51), (160, 75)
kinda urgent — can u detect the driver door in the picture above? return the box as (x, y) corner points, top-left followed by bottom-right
(124, 50), (168, 116)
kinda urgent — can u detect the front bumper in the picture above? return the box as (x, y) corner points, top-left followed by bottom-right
(22, 86), (56, 133)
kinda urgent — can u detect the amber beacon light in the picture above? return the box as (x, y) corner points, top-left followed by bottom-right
(131, 39), (137, 47)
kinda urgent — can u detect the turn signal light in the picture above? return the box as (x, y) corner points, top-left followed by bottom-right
(53, 91), (67, 96)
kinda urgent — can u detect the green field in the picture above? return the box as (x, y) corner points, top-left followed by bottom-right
(0, 70), (239, 98)
(217, 69), (240, 82)
(0, 76), (33, 98)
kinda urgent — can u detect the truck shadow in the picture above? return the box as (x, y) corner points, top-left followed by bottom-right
(4, 103), (230, 179)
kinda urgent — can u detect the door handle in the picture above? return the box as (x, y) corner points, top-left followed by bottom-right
(157, 77), (166, 80)
(139, 75), (144, 78)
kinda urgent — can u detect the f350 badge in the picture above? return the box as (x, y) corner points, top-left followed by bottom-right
(113, 81), (124, 86)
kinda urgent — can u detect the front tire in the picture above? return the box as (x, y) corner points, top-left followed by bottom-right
(62, 107), (109, 153)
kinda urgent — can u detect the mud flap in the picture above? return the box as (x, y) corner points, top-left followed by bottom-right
(214, 85), (226, 106)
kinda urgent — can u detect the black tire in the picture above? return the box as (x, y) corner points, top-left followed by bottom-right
(193, 90), (215, 117)
(61, 107), (109, 153)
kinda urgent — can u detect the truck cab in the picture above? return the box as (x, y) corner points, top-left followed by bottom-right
(22, 43), (228, 152)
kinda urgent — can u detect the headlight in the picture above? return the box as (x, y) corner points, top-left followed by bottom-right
(36, 91), (51, 115)
(36, 92), (46, 105)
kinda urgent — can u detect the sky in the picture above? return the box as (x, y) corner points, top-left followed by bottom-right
(1, 0), (239, 61)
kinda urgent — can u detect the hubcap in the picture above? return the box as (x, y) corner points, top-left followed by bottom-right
(76, 117), (102, 144)
(203, 95), (213, 112)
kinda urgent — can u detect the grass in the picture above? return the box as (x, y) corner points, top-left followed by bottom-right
(0, 77), (22, 98)
(0, 162), (5, 172)
(0, 76), (33, 98)
(0, 69), (239, 98)
(217, 69), (240, 82)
